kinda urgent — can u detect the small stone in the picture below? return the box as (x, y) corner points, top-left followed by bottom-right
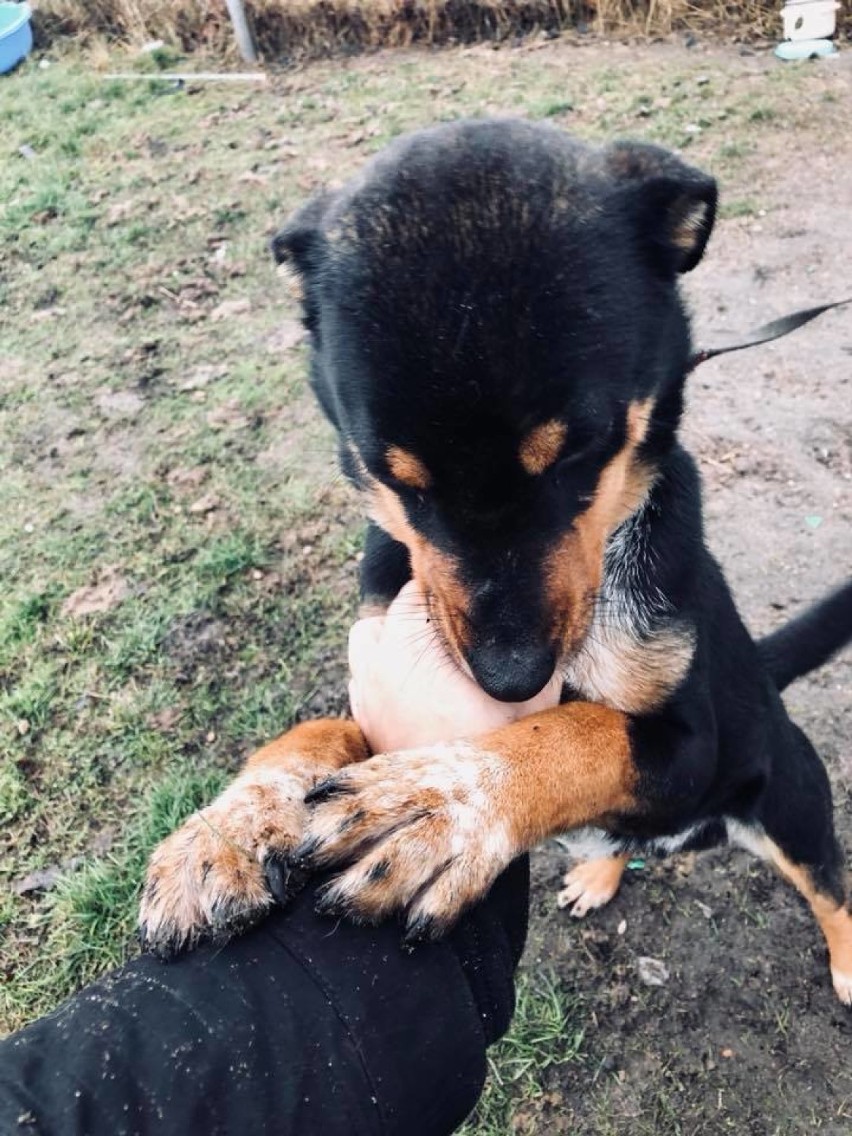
(209, 298), (251, 322)
(637, 957), (670, 987)
(188, 492), (221, 515)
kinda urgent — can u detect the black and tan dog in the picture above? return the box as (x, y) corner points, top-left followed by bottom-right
(139, 120), (852, 1004)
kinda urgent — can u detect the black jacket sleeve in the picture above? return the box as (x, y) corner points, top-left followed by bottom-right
(0, 857), (529, 1136)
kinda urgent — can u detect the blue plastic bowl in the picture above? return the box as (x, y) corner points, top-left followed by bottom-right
(0, 3), (32, 75)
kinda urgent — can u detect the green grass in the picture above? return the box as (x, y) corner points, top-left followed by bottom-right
(461, 971), (586, 1135)
(0, 34), (849, 1121)
(0, 766), (227, 1025)
(720, 196), (763, 219)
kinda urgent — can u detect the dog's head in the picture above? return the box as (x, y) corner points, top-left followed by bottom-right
(273, 121), (716, 701)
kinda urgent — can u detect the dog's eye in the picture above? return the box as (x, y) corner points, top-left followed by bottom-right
(390, 480), (429, 511)
(553, 450), (585, 475)
(552, 423), (614, 475)
(552, 440), (599, 474)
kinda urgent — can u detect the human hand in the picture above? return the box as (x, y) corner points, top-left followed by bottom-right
(348, 581), (561, 753)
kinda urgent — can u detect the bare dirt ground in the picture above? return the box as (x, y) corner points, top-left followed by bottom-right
(1, 36), (850, 1134)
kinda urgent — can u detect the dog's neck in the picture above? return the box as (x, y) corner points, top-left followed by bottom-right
(561, 500), (696, 715)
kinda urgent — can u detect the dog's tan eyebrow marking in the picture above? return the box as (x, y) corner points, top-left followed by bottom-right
(386, 445), (432, 490)
(519, 420), (568, 476)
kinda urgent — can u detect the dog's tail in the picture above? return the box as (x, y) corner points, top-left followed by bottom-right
(758, 580), (852, 692)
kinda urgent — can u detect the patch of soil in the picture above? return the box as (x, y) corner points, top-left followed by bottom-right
(162, 612), (230, 680)
(291, 644), (351, 722)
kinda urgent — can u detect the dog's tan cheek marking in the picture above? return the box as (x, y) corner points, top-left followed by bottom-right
(385, 445), (432, 490)
(519, 419), (568, 476)
(544, 398), (656, 656)
(558, 397), (693, 713)
(479, 703), (638, 848)
(367, 481), (472, 653)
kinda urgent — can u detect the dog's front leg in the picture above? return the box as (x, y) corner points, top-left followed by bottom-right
(296, 702), (641, 939)
(139, 720), (369, 955)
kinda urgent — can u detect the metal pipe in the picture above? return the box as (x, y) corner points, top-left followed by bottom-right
(224, 0), (258, 63)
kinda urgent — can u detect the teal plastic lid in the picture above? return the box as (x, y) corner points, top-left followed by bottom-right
(775, 38), (839, 59)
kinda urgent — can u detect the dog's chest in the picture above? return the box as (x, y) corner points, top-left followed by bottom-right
(562, 611), (695, 715)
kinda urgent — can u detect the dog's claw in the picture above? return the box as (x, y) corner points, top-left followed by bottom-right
(313, 882), (372, 924)
(290, 836), (321, 869)
(305, 777), (353, 804)
(263, 854), (309, 906)
(402, 913), (438, 946)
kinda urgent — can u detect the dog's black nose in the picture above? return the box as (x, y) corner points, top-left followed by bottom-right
(468, 642), (557, 703)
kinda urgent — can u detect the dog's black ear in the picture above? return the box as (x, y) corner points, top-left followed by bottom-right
(270, 190), (336, 279)
(604, 141), (717, 275)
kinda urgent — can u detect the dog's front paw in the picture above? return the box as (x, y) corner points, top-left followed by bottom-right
(296, 743), (518, 939)
(557, 856), (627, 918)
(139, 768), (311, 956)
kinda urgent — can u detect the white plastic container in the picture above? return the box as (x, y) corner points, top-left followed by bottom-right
(781, 0), (839, 41)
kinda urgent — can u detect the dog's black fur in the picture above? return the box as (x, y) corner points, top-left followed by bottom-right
(273, 120), (852, 990)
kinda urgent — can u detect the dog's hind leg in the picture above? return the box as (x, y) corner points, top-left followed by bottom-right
(557, 855), (629, 918)
(728, 724), (852, 1006)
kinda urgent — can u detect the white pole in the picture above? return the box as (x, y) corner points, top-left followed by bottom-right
(224, 0), (258, 63)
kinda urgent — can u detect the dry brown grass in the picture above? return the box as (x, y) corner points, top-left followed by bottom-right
(31, 1), (851, 66)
